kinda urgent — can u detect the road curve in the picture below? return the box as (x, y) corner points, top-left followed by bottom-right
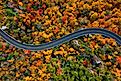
(0, 28), (121, 51)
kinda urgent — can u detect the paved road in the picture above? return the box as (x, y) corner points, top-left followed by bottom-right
(0, 28), (121, 51)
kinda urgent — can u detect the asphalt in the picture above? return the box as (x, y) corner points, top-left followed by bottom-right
(0, 28), (121, 51)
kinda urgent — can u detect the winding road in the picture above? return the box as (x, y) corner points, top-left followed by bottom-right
(0, 28), (121, 51)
